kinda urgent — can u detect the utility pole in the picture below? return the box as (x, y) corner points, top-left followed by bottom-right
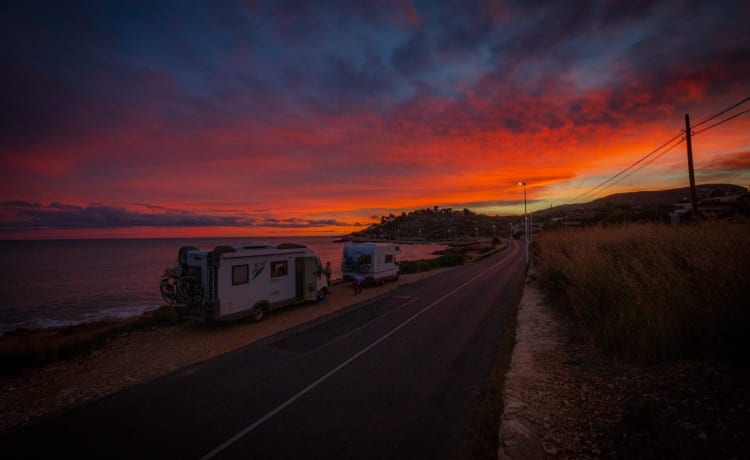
(529, 212), (533, 245)
(685, 114), (699, 215)
(518, 182), (529, 265)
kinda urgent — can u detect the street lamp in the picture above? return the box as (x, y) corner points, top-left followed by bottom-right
(518, 181), (529, 265)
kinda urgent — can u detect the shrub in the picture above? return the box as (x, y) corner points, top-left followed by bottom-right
(399, 253), (467, 274)
(536, 222), (750, 363)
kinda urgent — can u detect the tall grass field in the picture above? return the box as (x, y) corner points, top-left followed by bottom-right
(536, 222), (750, 363)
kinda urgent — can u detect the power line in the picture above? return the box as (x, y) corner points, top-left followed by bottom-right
(561, 95), (749, 206)
(608, 137), (685, 188)
(692, 95), (750, 128)
(693, 107), (750, 136)
(566, 129), (684, 204)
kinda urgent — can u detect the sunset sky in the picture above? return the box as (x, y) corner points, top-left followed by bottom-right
(1, 0), (749, 239)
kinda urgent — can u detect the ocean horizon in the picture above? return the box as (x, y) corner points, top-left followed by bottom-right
(0, 236), (446, 335)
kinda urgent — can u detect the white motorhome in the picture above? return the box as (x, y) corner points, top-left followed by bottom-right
(160, 242), (328, 322)
(341, 242), (400, 285)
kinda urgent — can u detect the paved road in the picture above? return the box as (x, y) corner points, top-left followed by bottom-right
(4, 240), (526, 460)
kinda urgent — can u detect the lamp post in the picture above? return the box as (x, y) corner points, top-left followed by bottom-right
(530, 211), (533, 245)
(518, 181), (529, 265)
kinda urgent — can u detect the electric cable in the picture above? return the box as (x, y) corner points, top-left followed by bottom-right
(693, 108), (750, 136)
(558, 96), (749, 207)
(692, 96), (750, 128)
(566, 129), (685, 204)
(608, 137), (686, 188)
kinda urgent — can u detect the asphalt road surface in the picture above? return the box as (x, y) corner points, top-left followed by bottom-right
(4, 240), (526, 460)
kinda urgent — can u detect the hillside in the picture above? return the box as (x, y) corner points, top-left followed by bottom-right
(534, 183), (748, 225)
(348, 184), (748, 240)
(536, 183), (745, 216)
(349, 207), (510, 241)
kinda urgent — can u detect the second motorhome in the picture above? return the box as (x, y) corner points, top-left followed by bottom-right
(341, 242), (400, 285)
(160, 242), (328, 322)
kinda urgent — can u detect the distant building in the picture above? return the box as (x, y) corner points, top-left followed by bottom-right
(698, 194), (749, 220)
(670, 193), (749, 223)
(669, 202), (692, 224)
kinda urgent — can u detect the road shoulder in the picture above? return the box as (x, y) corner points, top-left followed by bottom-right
(498, 274), (570, 458)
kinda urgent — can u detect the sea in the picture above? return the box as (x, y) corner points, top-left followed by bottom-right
(0, 237), (446, 335)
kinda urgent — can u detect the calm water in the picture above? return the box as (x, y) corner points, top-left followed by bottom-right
(0, 237), (445, 335)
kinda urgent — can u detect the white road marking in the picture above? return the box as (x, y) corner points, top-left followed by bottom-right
(200, 244), (520, 459)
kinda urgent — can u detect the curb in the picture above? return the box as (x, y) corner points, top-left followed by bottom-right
(498, 275), (566, 459)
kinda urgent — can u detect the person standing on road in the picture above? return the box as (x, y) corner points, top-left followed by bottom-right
(323, 262), (332, 287)
(353, 273), (364, 295)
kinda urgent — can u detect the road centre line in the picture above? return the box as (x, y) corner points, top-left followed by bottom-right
(200, 246), (519, 460)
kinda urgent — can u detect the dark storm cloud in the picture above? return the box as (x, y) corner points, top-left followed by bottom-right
(0, 60), (103, 149)
(599, 0), (659, 24)
(432, 1), (496, 57)
(321, 53), (395, 98)
(262, 217), (355, 228)
(391, 31), (434, 75)
(0, 200), (41, 209)
(0, 202), (353, 230)
(704, 151), (750, 171)
(0, 202), (250, 229)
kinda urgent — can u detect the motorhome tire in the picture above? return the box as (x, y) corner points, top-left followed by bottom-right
(317, 288), (327, 301)
(160, 280), (176, 305)
(250, 305), (266, 322)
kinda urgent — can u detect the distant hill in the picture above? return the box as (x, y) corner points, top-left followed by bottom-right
(534, 183), (747, 223)
(538, 183), (745, 215)
(349, 184), (747, 240)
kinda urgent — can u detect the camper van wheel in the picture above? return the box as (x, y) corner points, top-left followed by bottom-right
(250, 305), (266, 322)
(316, 288), (327, 301)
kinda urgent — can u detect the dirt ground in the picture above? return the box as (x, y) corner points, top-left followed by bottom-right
(499, 276), (750, 459)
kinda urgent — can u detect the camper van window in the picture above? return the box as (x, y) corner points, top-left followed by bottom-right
(271, 261), (288, 277)
(232, 264), (249, 285)
(385, 254), (393, 263)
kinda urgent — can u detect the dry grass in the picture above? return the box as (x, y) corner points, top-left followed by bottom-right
(536, 222), (750, 363)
